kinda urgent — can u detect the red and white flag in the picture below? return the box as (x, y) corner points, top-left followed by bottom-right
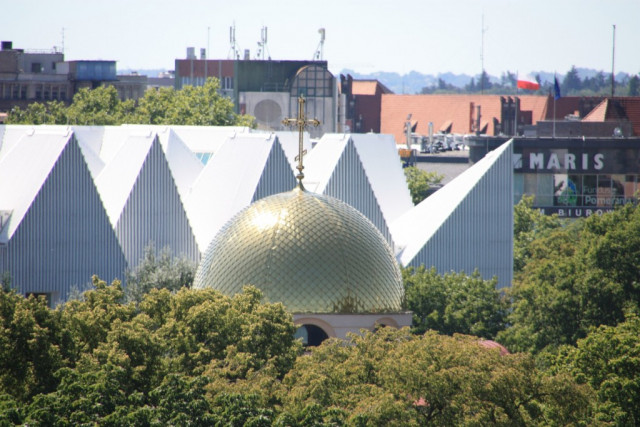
(516, 79), (540, 91)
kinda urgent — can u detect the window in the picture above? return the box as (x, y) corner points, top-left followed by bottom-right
(31, 63), (42, 73)
(291, 65), (333, 98)
(294, 324), (329, 347)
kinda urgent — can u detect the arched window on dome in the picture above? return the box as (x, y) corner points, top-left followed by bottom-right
(294, 324), (329, 347)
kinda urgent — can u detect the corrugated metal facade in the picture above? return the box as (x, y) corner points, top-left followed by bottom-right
(322, 139), (394, 247)
(251, 138), (297, 202)
(1, 125), (514, 305)
(115, 138), (199, 268)
(404, 141), (513, 288)
(1, 136), (127, 304)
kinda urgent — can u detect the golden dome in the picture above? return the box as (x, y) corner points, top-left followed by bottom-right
(193, 186), (404, 313)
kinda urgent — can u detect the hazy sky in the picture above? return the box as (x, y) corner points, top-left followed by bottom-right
(5, 0), (639, 77)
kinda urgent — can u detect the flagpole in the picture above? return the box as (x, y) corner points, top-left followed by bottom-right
(553, 73), (556, 139)
(553, 93), (556, 139)
(515, 72), (518, 136)
(553, 74), (561, 139)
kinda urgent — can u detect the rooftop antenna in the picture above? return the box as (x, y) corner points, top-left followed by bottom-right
(61, 27), (65, 54)
(228, 23), (239, 59)
(611, 24), (616, 97)
(256, 26), (270, 60)
(480, 14), (488, 94)
(313, 28), (325, 60)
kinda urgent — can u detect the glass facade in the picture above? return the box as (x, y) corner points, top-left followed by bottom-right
(514, 139), (640, 218)
(290, 65), (333, 98)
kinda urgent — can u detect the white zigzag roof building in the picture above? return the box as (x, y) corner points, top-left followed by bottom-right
(0, 124), (513, 305)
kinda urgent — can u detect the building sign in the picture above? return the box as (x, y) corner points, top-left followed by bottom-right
(514, 141), (640, 174)
(514, 152), (604, 172)
(537, 207), (615, 218)
(513, 139), (640, 215)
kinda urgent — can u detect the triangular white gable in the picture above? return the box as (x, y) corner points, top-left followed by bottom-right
(114, 137), (199, 267)
(94, 132), (156, 227)
(0, 130), (71, 242)
(185, 134), (295, 253)
(305, 135), (393, 246)
(157, 128), (204, 199)
(251, 136), (298, 202)
(391, 140), (514, 288)
(350, 133), (414, 224)
(70, 125), (106, 157)
(0, 134), (126, 303)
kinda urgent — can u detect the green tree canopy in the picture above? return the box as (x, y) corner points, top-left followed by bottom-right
(548, 310), (640, 425)
(403, 166), (443, 205)
(0, 278), (298, 424)
(7, 78), (255, 127)
(513, 195), (562, 273)
(404, 266), (509, 339)
(279, 328), (593, 425)
(500, 203), (640, 354)
(124, 244), (196, 303)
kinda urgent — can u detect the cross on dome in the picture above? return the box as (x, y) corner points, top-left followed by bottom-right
(282, 95), (320, 186)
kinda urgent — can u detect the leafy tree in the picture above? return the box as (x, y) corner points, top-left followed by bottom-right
(583, 71), (608, 94)
(0, 271), (11, 292)
(66, 85), (131, 125)
(478, 70), (493, 92)
(404, 266), (509, 339)
(8, 100), (68, 124)
(279, 328), (594, 425)
(7, 77), (255, 127)
(403, 166), (443, 204)
(124, 244), (196, 303)
(628, 74), (640, 96)
(563, 66), (582, 93)
(0, 276), (300, 423)
(548, 310), (640, 425)
(500, 203), (640, 354)
(0, 290), (67, 402)
(465, 77), (477, 92)
(513, 195), (562, 273)
(419, 78), (461, 94)
(132, 78), (244, 126)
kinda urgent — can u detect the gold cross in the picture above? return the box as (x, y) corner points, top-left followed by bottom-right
(282, 95), (320, 185)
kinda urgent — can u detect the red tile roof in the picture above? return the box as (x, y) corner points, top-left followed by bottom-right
(381, 94), (548, 143)
(546, 96), (606, 120)
(582, 97), (640, 135)
(352, 81), (380, 96)
(582, 99), (608, 122)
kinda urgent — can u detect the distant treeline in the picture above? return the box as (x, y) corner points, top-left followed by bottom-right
(420, 66), (639, 96)
(343, 67), (640, 96)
